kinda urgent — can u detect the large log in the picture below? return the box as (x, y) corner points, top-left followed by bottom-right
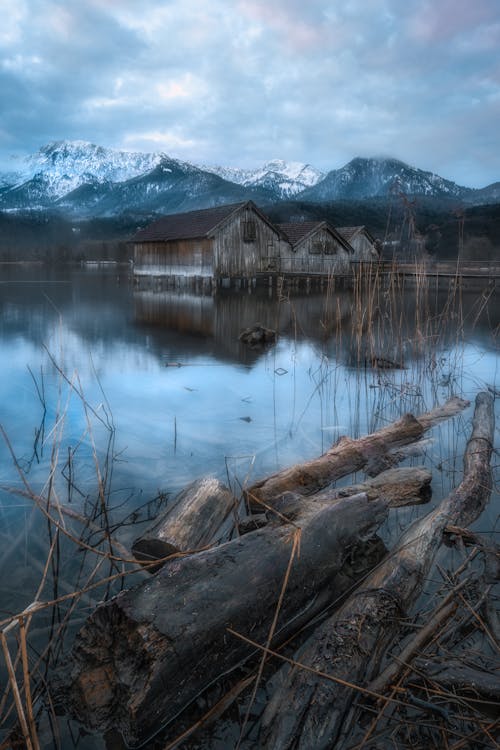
(259, 392), (494, 750)
(246, 396), (468, 510)
(323, 466), (432, 508)
(239, 466), (431, 535)
(131, 476), (236, 572)
(58, 492), (388, 746)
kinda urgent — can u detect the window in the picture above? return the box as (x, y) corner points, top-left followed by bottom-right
(310, 241), (323, 255)
(243, 220), (256, 242)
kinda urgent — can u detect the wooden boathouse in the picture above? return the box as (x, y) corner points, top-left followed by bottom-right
(277, 221), (353, 275)
(337, 226), (380, 261)
(133, 201), (285, 288)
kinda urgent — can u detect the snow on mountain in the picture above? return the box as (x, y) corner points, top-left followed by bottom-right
(301, 157), (469, 202)
(0, 142), (497, 216)
(199, 159), (324, 198)
(4, 141), (166, 199)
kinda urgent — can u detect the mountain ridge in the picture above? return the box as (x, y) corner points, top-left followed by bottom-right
(0, 141), (497, 217)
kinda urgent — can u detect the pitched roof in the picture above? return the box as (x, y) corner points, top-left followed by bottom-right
(277, 222), (324, 246)
(337, 225), (375, 243)
(134, 202), (247, 242)
(278, 221), (353, 252)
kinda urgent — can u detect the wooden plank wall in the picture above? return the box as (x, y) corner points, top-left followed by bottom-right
(214, 206), (282, 277)
(134, 237), (213, 277)
(281, 228), (351, 274)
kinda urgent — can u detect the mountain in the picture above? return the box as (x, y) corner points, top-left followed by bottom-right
(55, 156), (277, 217)
(199, 159), (324, 198)
(0, 142), (498, 217)
(470, 182), (500, 205)
(3, 140), (164, 199)
(300, 157), (473, 202)
(0, 141), (279, 216)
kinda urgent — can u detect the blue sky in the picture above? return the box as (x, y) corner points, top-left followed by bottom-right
(0, 0), (499, 187)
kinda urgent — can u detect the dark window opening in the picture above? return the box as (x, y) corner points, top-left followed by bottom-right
(324, 242), (337, 255)
(310, 241), (323, 255)
(243, 220), (257, 242)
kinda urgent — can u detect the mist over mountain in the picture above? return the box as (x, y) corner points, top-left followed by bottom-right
(0, 141), (498, 219)
(301, 157), (471, 202)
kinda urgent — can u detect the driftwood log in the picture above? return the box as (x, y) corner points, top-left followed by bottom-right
(56, 397), (469, 745)
(321, 466), (432, 508)
(131, 477), (235, 572)
(238, 466), (431, 535)
(246, 395), (468, 510)
(59, 493), (389, 745)
(259, 392), (495, 750)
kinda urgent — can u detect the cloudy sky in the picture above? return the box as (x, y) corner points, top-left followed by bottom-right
(0, 0), (499, 187)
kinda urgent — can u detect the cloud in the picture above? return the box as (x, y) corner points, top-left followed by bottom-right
(0, 0), (498, 186)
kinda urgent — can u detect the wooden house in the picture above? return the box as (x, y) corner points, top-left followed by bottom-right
(277, 221), (353, 274)
(337, 226), (380, 261)
(133, 201), (283, 285)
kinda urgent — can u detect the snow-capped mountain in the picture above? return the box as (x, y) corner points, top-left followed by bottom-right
(200, 159), (324, 198)
(55, 156), (273, 216)
(4, 140), (166, 200)
(301, 157), (470, 202)
(0, 141), (497, 217)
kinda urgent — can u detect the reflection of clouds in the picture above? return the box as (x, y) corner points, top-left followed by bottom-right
(1, 272), (499, 518)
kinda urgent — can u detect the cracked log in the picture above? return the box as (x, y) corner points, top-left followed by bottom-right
(57, 492), (389, 746)
(246, 396), (469, 510)
(259, 392), (494, 750)
(131, 477), (236, 572)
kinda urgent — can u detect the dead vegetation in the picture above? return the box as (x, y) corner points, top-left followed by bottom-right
(0, 268), (498, 750)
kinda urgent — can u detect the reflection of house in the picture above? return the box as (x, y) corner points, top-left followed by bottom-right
(337, 226), (379, 261)
(133, 201), (283, 284)
(133, 287), (356, 365)
(277, 222), (352, 274)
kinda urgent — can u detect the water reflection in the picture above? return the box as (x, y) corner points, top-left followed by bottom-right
(0, 266), (499, 749)
(133, 280), (500, 370)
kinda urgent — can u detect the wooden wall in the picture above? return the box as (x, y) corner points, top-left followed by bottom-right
(134, 237), (213, 277)
(281, 228), (351, 274)
(349, 232), (379, 261)
(213, 205), (282, 277)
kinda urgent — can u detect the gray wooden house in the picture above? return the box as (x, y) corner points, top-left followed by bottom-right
(133, 201), (283, 284)
(277, 221), (353, 274)
(337, 226), (380, 261)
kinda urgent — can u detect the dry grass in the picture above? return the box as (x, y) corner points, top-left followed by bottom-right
(0, 269), (498, 749)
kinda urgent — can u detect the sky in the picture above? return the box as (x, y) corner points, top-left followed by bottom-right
(0, 0), (499, 187)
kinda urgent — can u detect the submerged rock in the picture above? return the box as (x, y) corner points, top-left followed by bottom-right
(238, 324), (277, 346)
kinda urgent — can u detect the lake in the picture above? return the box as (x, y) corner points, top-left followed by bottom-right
(0, 264), (499, 748)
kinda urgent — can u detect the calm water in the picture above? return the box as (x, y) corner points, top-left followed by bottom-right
(0, 265), (499, 748)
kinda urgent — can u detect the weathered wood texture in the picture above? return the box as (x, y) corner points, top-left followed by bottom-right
(280, 226), (351, 275)
(341, 227), (379, 261)
(213, 204), (282, 277)
(134, 237), (214, 278)
(324, 466), (432, 508)
(59, 493), (388, 746)
(259, 392), (494, 750)
(131, 477), (236, 572)
(133, 203), (283, 280)
(247, 396), (469, 510)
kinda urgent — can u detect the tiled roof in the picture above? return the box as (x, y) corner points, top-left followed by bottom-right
(133, 202), (246, 242)
(337, 226), (365, 241)
(278, 221), (353, 252)
(277, 222), (325, 247)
